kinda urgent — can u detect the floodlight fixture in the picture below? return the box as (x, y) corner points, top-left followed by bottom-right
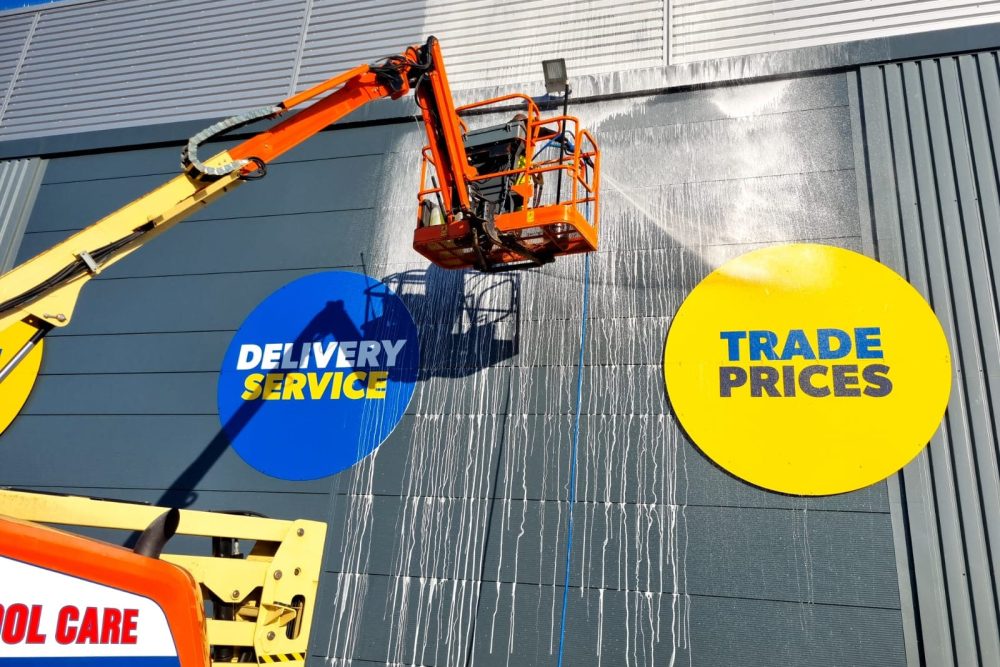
(542, 58), (569, 95)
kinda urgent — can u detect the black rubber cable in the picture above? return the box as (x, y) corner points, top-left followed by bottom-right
(0, 227), (149, 317)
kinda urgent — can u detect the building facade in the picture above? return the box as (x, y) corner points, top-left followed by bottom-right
(0, 1), (999, 665)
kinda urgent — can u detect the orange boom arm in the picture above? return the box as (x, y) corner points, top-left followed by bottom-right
(0, 37), (600, 390)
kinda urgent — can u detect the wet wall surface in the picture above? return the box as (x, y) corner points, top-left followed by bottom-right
(0, 70), (905, 666)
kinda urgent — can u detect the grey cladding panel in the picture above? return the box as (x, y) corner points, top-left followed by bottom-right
(499, 411), (889, 510)
(23, 372), (216, 416)
(319, 576), (905, 667)
(42, 143), (182, 182)
(598, 106), (855, 189)
(18, 210), (379, 279)
(408, 366), (511, 416)
(38, 331), (231, 374)
(510, 364), (669, 416)
(584, 236), (864, 322)
(854, 51), (1000, 666)
(0, 414), (331, 494)
(575, 414), (890, 511)
(319, 572), (482, 665)
(0, 157), (45, 271)
(584, 316), (672, 366)
(598, 170), (861, 254)
(681, 595), (905, 667)
(25, 172), (173, 236)
(37, 123), (402, 184)
(44, 269), (320, 335)
(472, 501), (899, 608)
(23, 153), (383, 237)
(322, 413), (501, 502)
(681, 506), (899, 608)
(325, 411), (889, 511)
(591, 74), (850, 133)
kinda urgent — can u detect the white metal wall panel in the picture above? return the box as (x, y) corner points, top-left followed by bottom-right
(0, 0), (666, 141)
(0, 0), (306, 139)
(671, 0), (1000, 64)
(296, 0), (664, 92)
(1, 0), (1000, 140)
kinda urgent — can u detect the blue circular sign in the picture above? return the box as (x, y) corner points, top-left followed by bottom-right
(217, 271), (419, 480)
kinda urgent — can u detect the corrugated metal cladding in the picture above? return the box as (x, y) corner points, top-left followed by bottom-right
(2, 0), (1000, 139)
(670, 0), (1000, 64)
(0, 0), (663, 141)
(0, 158), (45, 272)
(0, 0), (306, 139)
(853, 52), (1000, 666)
(294, 0), (664, 91)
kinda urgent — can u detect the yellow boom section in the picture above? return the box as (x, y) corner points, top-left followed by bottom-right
(0, 151), (243, 334)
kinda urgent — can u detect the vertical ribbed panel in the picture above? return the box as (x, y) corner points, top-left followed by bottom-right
(672, 0), (1000, 64)
(854, 53), (1000, 666)
(296, 0), (664, 91)
(0, 0), (306, 139)
(0, 157), (45, 272)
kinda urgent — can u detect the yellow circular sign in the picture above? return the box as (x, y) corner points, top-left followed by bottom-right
(0, 321), (44, 437)
(664, 244), (951, 496)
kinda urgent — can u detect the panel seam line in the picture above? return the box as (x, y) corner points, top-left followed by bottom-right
(0, 12), (39, 127)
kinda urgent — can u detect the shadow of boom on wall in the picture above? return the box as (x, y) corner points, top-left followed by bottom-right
(153, 266), (518, 509)
(381, 266), (520, 380)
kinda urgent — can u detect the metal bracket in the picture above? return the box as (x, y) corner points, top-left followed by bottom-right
(77, 250), (100, 275)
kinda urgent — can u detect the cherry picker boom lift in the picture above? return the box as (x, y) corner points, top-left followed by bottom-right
(0, 37), (600, 395)
(0, 38), (600, 665)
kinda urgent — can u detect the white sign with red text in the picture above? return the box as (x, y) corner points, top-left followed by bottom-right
(0, 555), (179, 664)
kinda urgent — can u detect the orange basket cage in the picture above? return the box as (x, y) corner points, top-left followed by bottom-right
(413, 94), (600, 271)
